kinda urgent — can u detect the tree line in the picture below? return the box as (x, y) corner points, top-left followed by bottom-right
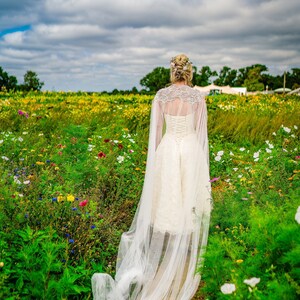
(0, 67), (44, 92)
(1, 64), (299, 94)
(139, 64), (300, 93)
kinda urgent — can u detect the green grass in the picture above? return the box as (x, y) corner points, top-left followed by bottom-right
(0, 91), (299, 299)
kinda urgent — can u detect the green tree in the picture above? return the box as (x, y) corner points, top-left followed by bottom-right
(0, 66), (18, 91)
(286, 68), (300, 89)
(261, 73), (282, 91)
(23, 70), (44, 91)
(194, 66), (217, 86)
(214, 66), (237, 86)
(140, 67), (170, 92)
(243, 66), (266, 91)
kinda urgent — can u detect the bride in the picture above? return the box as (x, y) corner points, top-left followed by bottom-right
(92, 54), (212, 300)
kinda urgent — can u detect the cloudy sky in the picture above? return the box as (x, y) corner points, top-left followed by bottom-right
(0, 0), (299, 91)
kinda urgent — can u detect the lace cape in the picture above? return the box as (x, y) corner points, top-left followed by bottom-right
(155, 84), (208, 103)
(92, 84), (212, 300)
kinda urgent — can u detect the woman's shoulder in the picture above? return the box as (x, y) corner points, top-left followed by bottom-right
(155, 85), (206, 102)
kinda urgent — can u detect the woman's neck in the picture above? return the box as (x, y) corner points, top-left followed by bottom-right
(173, 81), (187, 86)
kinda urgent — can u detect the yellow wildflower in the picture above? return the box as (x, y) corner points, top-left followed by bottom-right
(236, 259), (243, 264)
(36, 161), (45, 165)
(57, 195), (64, 202)
(67, 194), (75, 202)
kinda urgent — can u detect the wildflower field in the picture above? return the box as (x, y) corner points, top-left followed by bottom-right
(0, 91), (299, 299)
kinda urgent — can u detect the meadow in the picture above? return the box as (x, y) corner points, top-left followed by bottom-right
(0, 91), (299, 299)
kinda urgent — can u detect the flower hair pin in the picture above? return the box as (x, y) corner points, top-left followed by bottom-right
(170, 57), (192, 70)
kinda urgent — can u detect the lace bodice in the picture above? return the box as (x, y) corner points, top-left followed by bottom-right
(165, 113), (195, 140)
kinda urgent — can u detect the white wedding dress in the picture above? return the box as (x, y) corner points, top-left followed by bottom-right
(92, 84), (212, 300)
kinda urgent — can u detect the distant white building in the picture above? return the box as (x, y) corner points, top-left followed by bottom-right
(194, 84), (247, 95)
(287, 87), (300, 95)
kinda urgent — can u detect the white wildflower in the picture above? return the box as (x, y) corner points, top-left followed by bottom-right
(233, 168), (238, 171)
(129, 138), (135, 143)
(254, 158), (259, 162)
(1, 156), (9, 161)
(266, 141), (274, 148)
(19, 194), (24, 197)
(295, 206), (300, 224)
(0, 140), (3, 144)
(113, 140), (119, 143)
(244, 277), (260, 288)
(283, 127), (291, 133)
(229, 151), (234, 156)
(117, 155), (124, 163)
(214, 155), (222, 162)
(18, 137), (23, 142)
(238, 174), (243, 178)
(266, 148), (272, 153)
(291, 134), (295, 138)
(217, 150), (224, 156)
(294, 125), (298, 130)
(14, 176), (21, 185)
(23, 180), (30, 185)
(253, 151), (260, 158)
(22, 132), (28, 135)
(272, 132), (276, 136)
(38, 133), (44, 136)
(87, 144), (95, 152)
(221, 283), (236, 294)
(239, 147), (245, 151)
(283, 148), (288, 152)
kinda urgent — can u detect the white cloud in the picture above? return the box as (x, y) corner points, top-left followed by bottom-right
(0, 0), (299, 91)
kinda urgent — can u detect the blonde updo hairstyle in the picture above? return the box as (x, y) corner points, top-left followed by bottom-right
(170, 54), (193, 86)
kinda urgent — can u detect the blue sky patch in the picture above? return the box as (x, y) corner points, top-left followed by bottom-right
(0, 24), (31, 37)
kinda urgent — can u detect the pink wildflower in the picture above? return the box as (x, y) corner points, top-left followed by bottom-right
(79, 200), (88, 207)
(209, 177), (220, 183)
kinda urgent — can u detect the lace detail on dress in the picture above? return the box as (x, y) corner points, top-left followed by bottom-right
(155, 85), (207, 104)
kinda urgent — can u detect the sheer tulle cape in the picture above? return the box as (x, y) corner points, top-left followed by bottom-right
(92, 85), (212, 300)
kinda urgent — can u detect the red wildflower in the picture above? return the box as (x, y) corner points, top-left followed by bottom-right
(98, 151), (106, 158)
(104, 139), (110, 143)
(79, 200), (88, 207)
(118, 144), (123, 149)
